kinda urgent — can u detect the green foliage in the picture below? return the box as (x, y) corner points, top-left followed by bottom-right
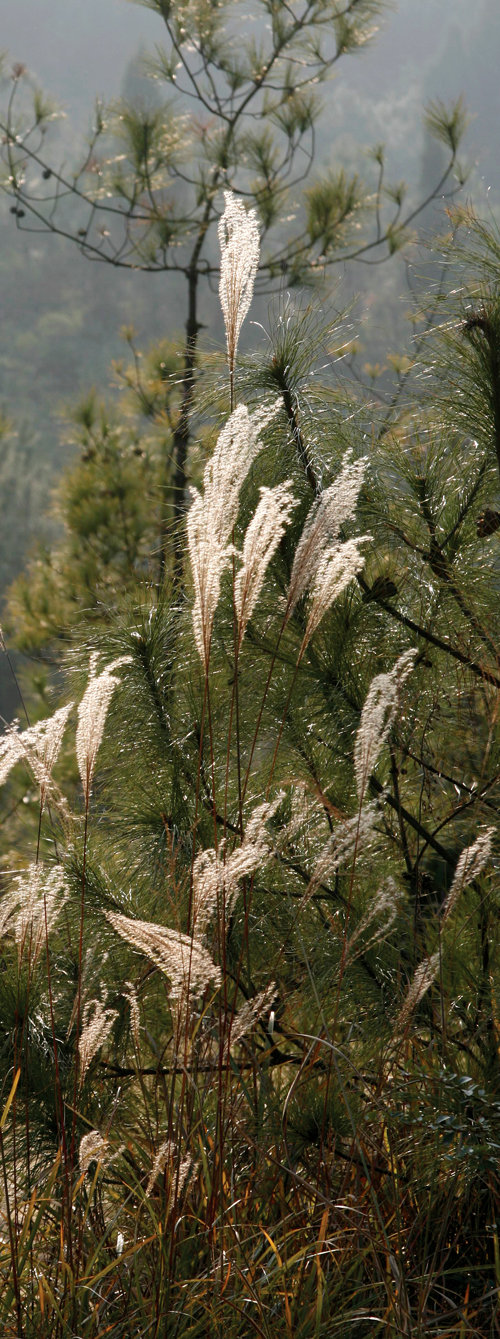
(0, 0), (469, 600)
(0, 206), (499, 1334)
(424, 94), (469, 155)
(305, 168), (364, 251)
(0, 4), (496, 1334)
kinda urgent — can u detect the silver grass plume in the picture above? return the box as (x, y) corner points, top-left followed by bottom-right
(282, 781), (325, 849)
(235, 481), (297, 648)
(354, 649), (416, 802)
(0, 702), (73, 806)
(0, 892), (17, 939)
(244, 795), (283, 845)
(286, 452), (367, 616)
(301, 535), (371, 650)
(396, 951), (440, 1033)
(441, 826), (495, 925)
(204, 403), (280, 545)
(146, 1140), (195, 1206)
(0, 725), (23, 786)
(311, 803), (379, 889)
(146, 1139), (174, 1197)
(4, 864), (69, 967)
(190, 848), (221, 939)
(78, 996), (119, 1086)
(123, 980), (141, 1049)
(229, 982), (277, 1051)
(187, 402), (279, 669)
(192, 796), (280, 936)
(79, 1130), (110, 1175)
(347, 877), (403, 955)
(106, 912), (222, 998)
(76, 653), (131, 801)
(23, 703), (74, 808)
(218, 191), (260, 385)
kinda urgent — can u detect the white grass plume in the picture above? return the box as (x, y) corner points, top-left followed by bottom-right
(123, 980), (141, 1049)
(354, 649), (416, 802)
(106, 912), (222, 998)
(187, 402), (279, 669)
(192, 797), (280, 936)
(0, 702), (73, 806)
(396, 951), (440, 1033)
(230, 982), (277, 1050)
(441, 826), (495, 925)
(347, 877), (403, 955)
(146, 1139), (195, 1206)
(146, 1139), (174, 1197)
(0, 725), (23, 787)
(301, 535), (371, 649)
(311, 803), (378, 888)
(5, 864), (69, 967)
(76, 653), (131, 802)
(79, 1130), (110, 1175)
(286, 452), (367, 616)
(78, 996), (118, 1085)
(282, 781), (325, 850)
(219, 191), (260, 380)
(23, 703), (74, 807)
(235, 481), (296, 648)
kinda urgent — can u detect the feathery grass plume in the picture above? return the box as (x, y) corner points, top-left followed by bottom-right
(283, 781), (324, 849)
(311, 803), (378, 888)
(441, 827), (496, 924)
(396, 951), (440, 1033)
(192, 796), (280, 936)
(79, 1130), (110, 1175)
(23, 702), (74, 808)
(123, 980), (141, 1049)
(243, 795), (282, 847)
(169, 1154), (196, 1210)
(0, 722), (23, 786)
(76, 653), (131, 802)
(286, 451), (367, 616)
(204, 403), (280, 545)
(234, 481), (297, 648)
(301, 534), (371, 649)
(6, 864), (69, 966)
(186, 487), (232, 672)
(78, 996), (119, 1086)
(146, 1140), (195, 1207)
(0, 892), (17, 938)
(187, 401), (280, 668)
(229, 982), (277, 1050)
(106, 912), (222, 997)
(347, 877), (402, 955)
(0, 703), (73, 803)
(354, 649), (416, 802)
(191, 848), (221, 938)
(146, 1139), (174, 1197)
(218, 190), (260, 384)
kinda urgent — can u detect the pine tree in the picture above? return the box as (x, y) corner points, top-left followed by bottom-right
(1, 1), (466, 577)
(0, 186), (498, 1334)
(0, 5), (498, 1333)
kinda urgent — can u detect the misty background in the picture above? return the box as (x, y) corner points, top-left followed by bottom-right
(1, 0), (499, 617)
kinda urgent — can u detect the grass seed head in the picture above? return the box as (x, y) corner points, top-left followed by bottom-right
(218, 190), (260, 376)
